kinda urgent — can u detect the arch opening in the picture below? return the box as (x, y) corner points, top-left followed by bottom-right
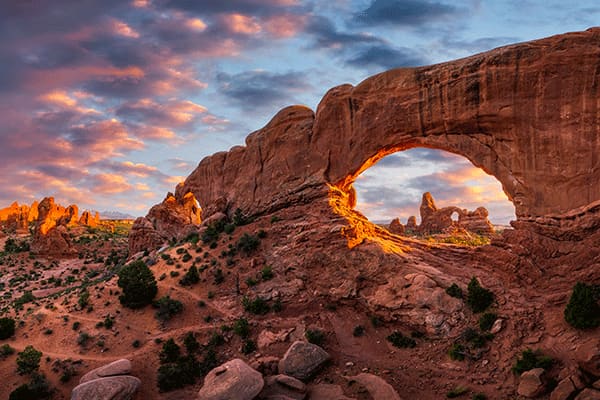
(328, 147), (516, 251)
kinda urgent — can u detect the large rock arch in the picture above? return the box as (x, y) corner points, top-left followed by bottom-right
(132, 28), (600, 252)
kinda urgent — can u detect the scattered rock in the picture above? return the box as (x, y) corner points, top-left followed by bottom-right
(198, 358), (264, 400)
(517, 368), (546, 398)
(71, 376), (141, 400)
(490, 318), (504, 334)
(258, 328), (294, 349)
(79, 359), (132, 384)
(278, 341), (330, 381)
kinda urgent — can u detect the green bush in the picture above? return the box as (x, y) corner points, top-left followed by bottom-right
(241, 339), (256, 354)
(233, 318), (250, 338)
(305, 329), (325, 346)
(0, 343), (15, 358)
(16, 345), (42, 375)
(77, 289), (90, 309)
(448, 343), (466, 361)
(386, 331), (416, 349)
(179, 265), (200, 286)
(242, 296), (270, 315)
(446, 283), (463, 299)
(157, 362), (194, 392)
(472, 394), (487, 400)
(466, 278), (494, 313)
(117, 260), (158, 309)
(564, 282), (600, 329)
(353, 325), (365, 337)
(4, 238), (30, 253)
(512, 349), (553, 375)
(0, 317), (16, 339)
(478, 313), (497, 331)
(233, 208), (249, 226)
(237, 233), (260, 255)
(159, 339), (180, 364)
(9, 373), (52, 400)
(183, 332), (200, 354)
(261, 265), (274, 281)
(153, 296), (184, 323)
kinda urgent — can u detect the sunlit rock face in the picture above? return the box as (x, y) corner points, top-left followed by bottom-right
(133, 28), (600, 253)
(31, 197), (77, 256)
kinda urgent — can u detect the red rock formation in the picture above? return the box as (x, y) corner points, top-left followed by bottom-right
(132, 28), (600, 256)
(128, 192), (201, 254)
(79, 210), (98, 227)
(388, 218), (405, 235)
(31, 197), (76, 256)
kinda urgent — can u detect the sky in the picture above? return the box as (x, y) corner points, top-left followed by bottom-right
(0, 1), (598, 222)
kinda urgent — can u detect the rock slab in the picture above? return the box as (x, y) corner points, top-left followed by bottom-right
(278, 341), (330, 381)
(71, 376), (140, 400)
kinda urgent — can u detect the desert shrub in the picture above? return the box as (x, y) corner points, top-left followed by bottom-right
(77, 289), (90, 309)
(370, 315), (383, 327)
(9, 373), (52, 400)
(305, 329), (326, 346)
(77, 332), (91, 347)
(478, 313), (497, 331)
(224, 223), (235, 234)
(512, 349), (553, 375)
(461, 328), (493, 348)
(132, 340), (141, 348)
(71, 322), (80, 331)
(446, 283), (463, 299)
(242, 296), (270, 315)
(0, 343), (15, 358)
(183, 332), (200, 354)
(117, 260), (157, 309)
(153, 296), (183, 323)
(213, 268), (224, 284)
(245, 277), (258, 287)
(233, 318), (250, 338)
(179, 265), (200, 286)
(101, 315), (115, 329)
(472, 394), (487, 400)
(273, 298), (283, 312)
(157, 362), (194, 392)
(16, 345), (42, 375)
(466, 278), (494, 313)
(353, 325), (365, 337)
(237, 233), (260, 255)
(446, 386), (469, 398)
(0, 317), (16, 339)
(181, 253), (192, 263)
(14, 291), (36, 309)
(233, 208), (249, 226)
(159, 339), (180, 364)
(208, 332), (225, 347)
(241, 339), (256, 354)
(4, 238), (30, 253)
(448, 343), (466, 361)
(564, 282), (600, 329)
(202, 220), (225, 244)
(261, 265), (274, 281)
(386, 331), (416, 348)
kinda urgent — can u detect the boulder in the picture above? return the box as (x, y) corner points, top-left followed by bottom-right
(259, 374), (306, 400)
(309, 384), (354, 400)
(278, 341), (330, 381)
(198, 358), (264, 400)
(79, 359), (132, 384)
(345, 373), (401, 400)
(550, 377), (576, 400)
(517, 368), (546, 398)
(71, 376), (140, 400)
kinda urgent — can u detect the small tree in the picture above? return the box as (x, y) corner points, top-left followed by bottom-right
(16, 345), (42, 375)
(179, 265), (200, 286)
(117, 260), (157, 309)
(564, 282), (600, 329)
(159, 339), (180, 364)
(0, 317), (16, 339)
(466, 277), (494, 313)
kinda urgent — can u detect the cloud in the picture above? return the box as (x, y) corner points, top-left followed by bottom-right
(305, 15), (380, 49)
(353, 0), (459, 27)
(217, 70), (310, 110)
(158, 0), (302, 17)
(345, 44), (426, 69)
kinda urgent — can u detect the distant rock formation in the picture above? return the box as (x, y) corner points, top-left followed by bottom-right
(79, 210), (100, 227)
(128, 191), (201, 254)
(388, 192), (494, 236)
(0, 201), (38, 232)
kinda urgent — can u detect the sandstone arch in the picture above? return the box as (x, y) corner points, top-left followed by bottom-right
(134, 28), (600, 252)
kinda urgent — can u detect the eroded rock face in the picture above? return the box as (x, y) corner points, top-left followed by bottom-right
(31, 197), (76, 256)
(0, 201), (36, 232)
(132, 29), (600, 252)
(79, 210), (99, 227)
(71, 376), (140, 400)
(79, 359), (132, 384)
(128, 192), (201, 254)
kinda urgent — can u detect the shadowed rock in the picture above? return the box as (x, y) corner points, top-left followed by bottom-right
(278, 341), (330, 381)
(71, 375), (140, 400)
